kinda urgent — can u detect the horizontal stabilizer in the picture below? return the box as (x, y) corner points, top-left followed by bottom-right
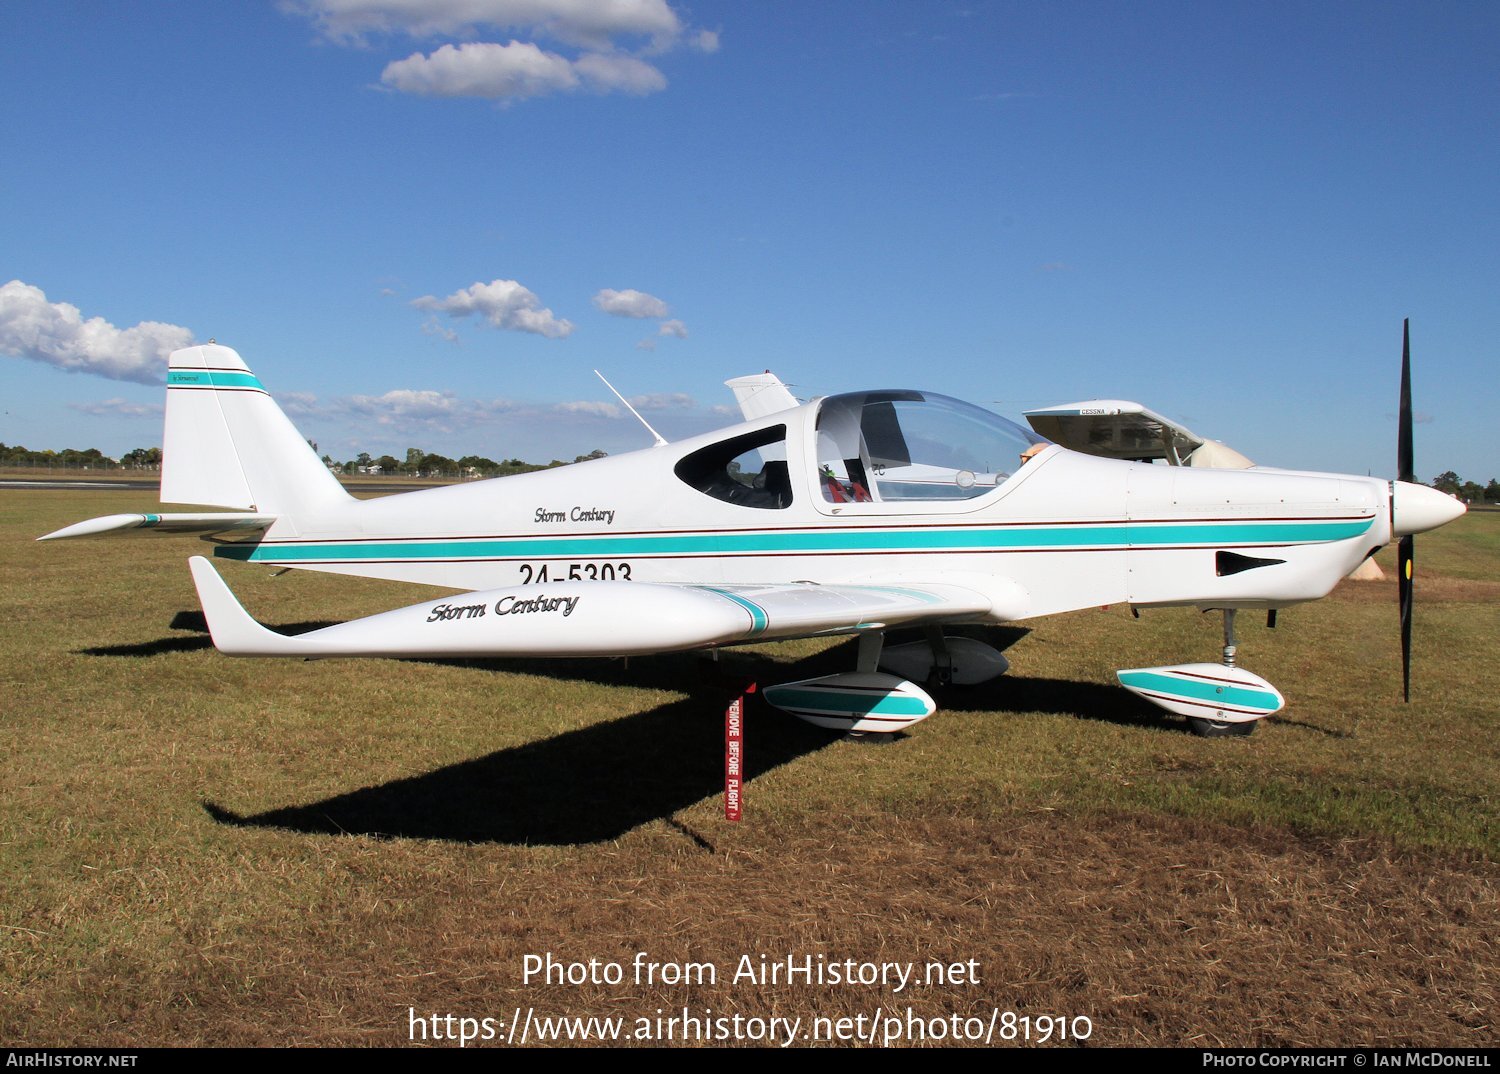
(39, 513), (276, 542)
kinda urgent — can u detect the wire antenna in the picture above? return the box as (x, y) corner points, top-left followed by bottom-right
(595, 370), (668, 447)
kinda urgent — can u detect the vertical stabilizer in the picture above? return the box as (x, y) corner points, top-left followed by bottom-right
(726, 372), (798, 421)
(161, 344), (351, 517)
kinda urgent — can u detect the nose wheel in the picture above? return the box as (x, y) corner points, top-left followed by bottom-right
(1189, 716), (1256, 738)
(1117, 609), (1283, 737)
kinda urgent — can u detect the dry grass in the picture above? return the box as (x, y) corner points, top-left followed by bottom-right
(1, 490), (1494, 1047)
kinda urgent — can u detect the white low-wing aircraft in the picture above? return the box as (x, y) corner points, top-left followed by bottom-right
(42, 325), (1463, 736)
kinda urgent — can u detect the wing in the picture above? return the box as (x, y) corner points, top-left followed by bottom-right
(187, 557), (991, 658)
(1023, 400), (1253, 468)
(38, 513), (276, 542)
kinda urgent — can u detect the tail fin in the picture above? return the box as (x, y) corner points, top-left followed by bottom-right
(725, 372), (798, 421)
(162, 344), (351, 517)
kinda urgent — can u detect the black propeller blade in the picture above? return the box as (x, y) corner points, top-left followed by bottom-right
(1397, 319), (1413, 702)
(1398, 319), (1414, 484)
(1399, 535), (1413, 701)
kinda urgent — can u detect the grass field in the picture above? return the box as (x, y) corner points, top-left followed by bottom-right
(1, 489), (1495, 1047)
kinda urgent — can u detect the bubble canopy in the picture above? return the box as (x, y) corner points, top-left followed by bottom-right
(814, 390), (1047, 503)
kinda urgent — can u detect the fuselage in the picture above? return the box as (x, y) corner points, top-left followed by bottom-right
(215, 390), (1393, 622)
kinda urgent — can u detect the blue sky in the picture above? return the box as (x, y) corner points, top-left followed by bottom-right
(3, 1), (1496, 480)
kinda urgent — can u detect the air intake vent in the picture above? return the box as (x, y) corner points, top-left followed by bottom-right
(1216, 551), (1286, 577)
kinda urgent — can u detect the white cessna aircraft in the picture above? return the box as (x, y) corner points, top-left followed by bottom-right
(43, 325), (1463, 736)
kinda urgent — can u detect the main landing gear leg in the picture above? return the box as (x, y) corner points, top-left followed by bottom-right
(845, 631), (898, 743)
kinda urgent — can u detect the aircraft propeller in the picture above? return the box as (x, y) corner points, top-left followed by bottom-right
(1386, 316), (1410, 705)
(1369, 321), (1465, 702)
(1397, 319), (1415, 702)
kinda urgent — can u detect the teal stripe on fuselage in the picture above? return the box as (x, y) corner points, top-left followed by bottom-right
(167, 370), (265, 391)
(1117, 671), (1280, 712)
(214, 518), (1374, 564)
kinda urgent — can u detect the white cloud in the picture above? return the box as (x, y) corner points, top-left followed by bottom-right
(275, 390), (324, 417)
(299, 388), (521, 436)
(291, 0), (705, 103)
(0, 280), (195, 385)
(555, 400), (621, 418)
(277, 387), (520, 436)
(346, 388), (462, 423)
(572, 52), (666, 94)
(419, 316), (461, 343)
(383, 41), (578, 98)
(658, 318), (687, 338)
(291, 0), (683, 50)
(68, 398), (165, 418)
(593, 288), (669, 319)
(274, 379), (735, 461)
(628, 391), (695, 411)
(382, 42), (665, 99)
(412, 279), (573, 338)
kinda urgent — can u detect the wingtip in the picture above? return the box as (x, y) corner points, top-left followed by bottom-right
(188, 556), (304, 656)
(37, 514), (149, 541)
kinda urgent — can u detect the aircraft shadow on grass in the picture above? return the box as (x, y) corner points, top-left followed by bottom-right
(89, 615), (1170, 843)
(80, 610), (320, 658)
(203, 691), (838, 846)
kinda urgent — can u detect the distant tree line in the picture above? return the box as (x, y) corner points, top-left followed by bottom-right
(2, 440), (609, 479)
(1, 443), (129, 470)
(321, 447), (609, 480)
(1430, 472), (1499, 506)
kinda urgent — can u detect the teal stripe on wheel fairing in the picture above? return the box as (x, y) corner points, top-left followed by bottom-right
(1117, 671), (1280, 713)
(214, 518), (1375, 564)
(764, 687), (930, 717)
